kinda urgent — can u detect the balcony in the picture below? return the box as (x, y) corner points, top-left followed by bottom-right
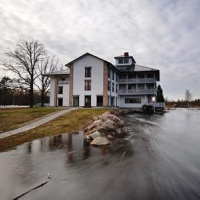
(118, 78), (156, 84)
(118, 89), (156, 95)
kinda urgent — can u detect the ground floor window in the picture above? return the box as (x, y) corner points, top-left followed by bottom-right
(125, 98), (141, 104)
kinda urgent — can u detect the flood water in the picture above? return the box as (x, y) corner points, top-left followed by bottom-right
(0, 109), (200, 200)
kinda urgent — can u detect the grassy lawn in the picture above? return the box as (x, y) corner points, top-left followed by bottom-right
(0, 108), (110, 152)
(0, 107), (62, 133)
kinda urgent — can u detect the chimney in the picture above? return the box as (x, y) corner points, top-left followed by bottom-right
(124, 52), (129, 57)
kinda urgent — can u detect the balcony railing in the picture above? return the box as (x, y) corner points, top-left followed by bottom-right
(118, 89), (156, 95)
(118, 78), (156, 84)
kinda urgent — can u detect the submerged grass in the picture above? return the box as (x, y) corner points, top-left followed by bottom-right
(0, 107), (61, 133)
(0, 108), (110, 152)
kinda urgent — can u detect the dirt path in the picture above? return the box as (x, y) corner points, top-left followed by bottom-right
(0, 107), (78, 139)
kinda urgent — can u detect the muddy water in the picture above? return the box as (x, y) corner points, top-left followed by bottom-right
(0, 109), (200, 200)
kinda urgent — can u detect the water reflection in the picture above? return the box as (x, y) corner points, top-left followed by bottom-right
(49, 135), (63, 150)
(83, 140), (91, 160)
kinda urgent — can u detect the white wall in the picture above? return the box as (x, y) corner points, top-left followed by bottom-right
(119, 95), (145, 108)
(73, 55), (104, 106)
(50, 77), (56, 106)
(57, 84), (69, 106)
(50, 76), (69, 106)
(108, 69), (118, 106)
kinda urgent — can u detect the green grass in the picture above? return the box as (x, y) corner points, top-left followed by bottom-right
(0, 108), (110, 152)
(0, 107), (62, 133)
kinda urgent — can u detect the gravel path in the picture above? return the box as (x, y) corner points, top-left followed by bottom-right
(0, 107), (78, 139)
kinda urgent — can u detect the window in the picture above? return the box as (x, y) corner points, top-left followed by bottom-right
(138, 84), (145, 89)
(125, 98), (141, 104)
(85, 67), (91, 77)
(108, 81), (110, 91)
(112, 83), (114, 92)
(116, 74), (118, 82)
(138, 74), (145, 78)
(58, 86), (63, 94)
(118, 58), (129, 64)
(112, 71), (114, 80)
(108, 70), (110, 78)
(147, 73), (154, 78)
(124, 58), (129, 63)
(128, 74), (136, 79)
(128, 84), (136, 90)
(118, 59), (123, 64)
(85, 80), (91, 90)
(116, 84), (118, 93)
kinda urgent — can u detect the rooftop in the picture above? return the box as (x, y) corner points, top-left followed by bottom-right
(44, 69), (70, 76)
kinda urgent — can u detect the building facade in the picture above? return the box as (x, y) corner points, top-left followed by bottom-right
(45, 52), (164, 110)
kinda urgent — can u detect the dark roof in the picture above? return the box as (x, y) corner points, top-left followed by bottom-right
(65, 52), (114, 67)
(44, 69), (70, 77)
(134, 64), (158, 72)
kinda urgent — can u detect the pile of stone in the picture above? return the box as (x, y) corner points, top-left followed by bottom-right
(84, 111), (127, 146)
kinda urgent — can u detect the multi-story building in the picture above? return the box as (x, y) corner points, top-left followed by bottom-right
(45, 52), (164, 111)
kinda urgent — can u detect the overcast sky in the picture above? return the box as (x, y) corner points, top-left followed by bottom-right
(0, 0), (200, 100)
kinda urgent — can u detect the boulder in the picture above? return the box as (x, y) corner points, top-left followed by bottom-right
(102, 119), (115, 129)
(107, 135), (113, 139)
(91, 136), (111, 146)
(90, 131), (101, 139)
(93, 119), (102, 127)
(83, 111), (127, 143)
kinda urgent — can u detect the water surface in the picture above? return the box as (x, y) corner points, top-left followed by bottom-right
(0, 109), (200, 200)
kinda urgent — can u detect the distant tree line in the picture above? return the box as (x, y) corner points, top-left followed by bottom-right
(165, 89), (200, 108)
(0, 39), (61, 107)
(0, 76), (48, 106)
(165, 100), (200, 108)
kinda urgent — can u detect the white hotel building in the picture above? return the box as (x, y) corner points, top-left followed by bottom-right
(45, 52), (164, 110)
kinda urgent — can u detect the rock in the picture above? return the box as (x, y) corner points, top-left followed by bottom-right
(83, 110), (127, 140)
(107, 135), (113, 139)
(102, 119), (115, 129)
(93, 119), (102, 127)
(87, 123), (95, 131)
(93, 116), (99, 121)
(85, 135), (92, 140)
(90, 136), (111, 146)
(90, 131), (101, 139)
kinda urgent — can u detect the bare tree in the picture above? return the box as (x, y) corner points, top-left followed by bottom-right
(185, 89), (192, 107)
(1, 39), (46, 107)
(35, 56), (59, 107)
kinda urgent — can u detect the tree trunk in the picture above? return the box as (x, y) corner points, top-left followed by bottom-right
(29, 79), (34, 108)
(41, 89), (45, 107)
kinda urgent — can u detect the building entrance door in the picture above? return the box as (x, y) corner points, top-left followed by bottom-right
(73, 96), (79, 107)
(58, 98), (63, 106)
(96, 96), (103, 106)
(85, 95), (91, 107)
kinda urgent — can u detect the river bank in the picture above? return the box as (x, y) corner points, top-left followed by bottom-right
(0, 108), (109, 152)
